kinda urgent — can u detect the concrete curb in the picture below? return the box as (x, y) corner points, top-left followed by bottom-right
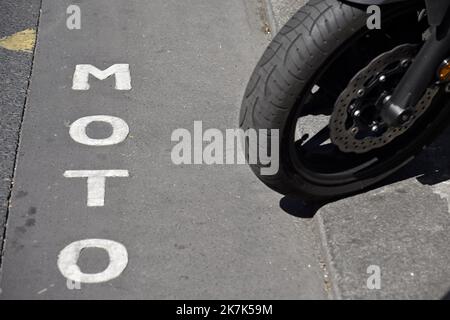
(262, 0), (279, 34)
(266, 0), (308, 32)
(262, 0), (342, 300)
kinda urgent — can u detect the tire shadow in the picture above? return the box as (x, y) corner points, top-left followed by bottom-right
(280, 126), (450, 219)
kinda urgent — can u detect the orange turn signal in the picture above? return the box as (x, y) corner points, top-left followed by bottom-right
(438, 59), (450, 82)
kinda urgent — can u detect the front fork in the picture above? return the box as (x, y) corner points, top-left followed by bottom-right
(381, 0), (450, 126)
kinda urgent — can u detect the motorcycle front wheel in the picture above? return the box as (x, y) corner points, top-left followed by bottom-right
(239, 0), (450, 201)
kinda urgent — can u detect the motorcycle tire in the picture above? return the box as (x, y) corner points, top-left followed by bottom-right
(239, 0), (450, 201)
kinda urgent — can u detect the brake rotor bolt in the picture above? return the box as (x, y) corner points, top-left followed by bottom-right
(357, 89), (365, 97)
(371, 124), (379, 132)
(353, 109), (361, 117)
(401, 114), (410, 122)
(401, 59), (410, 68)
(379, 75), (386, 82)
(351, 127), (359, 135)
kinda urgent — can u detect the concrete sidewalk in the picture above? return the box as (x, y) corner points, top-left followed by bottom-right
(266, 0), (450, 299)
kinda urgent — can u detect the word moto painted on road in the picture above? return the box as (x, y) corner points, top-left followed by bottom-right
(58, 63), (133, 286)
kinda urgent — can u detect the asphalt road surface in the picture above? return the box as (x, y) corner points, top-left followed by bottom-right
(3, 0), (450, 300)
(0, 0), (328, 299)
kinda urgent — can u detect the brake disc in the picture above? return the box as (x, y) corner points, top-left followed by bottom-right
(330, 44), (439, 154)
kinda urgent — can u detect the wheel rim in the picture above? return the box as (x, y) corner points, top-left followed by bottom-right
(284, 4), (443, 186)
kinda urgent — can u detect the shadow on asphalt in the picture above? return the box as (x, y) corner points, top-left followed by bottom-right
(279, 196), (323, 218)
(280, 126), (450, 219)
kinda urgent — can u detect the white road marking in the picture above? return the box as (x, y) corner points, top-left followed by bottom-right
(69, 115), (129, 146)
(57, 239), (128, 284)
(37, 288), (47, 295)
(72, 64), (131, 90)
(63, 170), (129, 207)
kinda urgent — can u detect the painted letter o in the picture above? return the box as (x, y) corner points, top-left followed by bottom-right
(57, 239), (128, 283)
(69, 115), (129, 146)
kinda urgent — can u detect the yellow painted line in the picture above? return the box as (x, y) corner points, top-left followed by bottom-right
(0, 28), (36, 53)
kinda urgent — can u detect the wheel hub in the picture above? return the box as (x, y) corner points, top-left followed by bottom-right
(330, 44), (438, 153)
